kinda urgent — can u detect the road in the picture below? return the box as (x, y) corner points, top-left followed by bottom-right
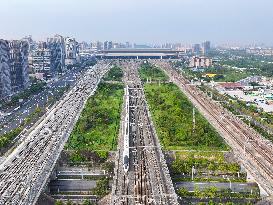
(0, 67), (85, 136)
(0, 62), (111, 205)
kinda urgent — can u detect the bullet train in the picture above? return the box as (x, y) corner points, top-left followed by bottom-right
(123, 86), (130, 173)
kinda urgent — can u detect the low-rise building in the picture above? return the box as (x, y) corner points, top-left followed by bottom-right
(216, 82), (243, 91)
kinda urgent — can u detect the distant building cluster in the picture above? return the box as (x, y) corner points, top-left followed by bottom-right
(246, 48), (273, 56)
(0, 34), (82, 100)
(0, 36), (215, 100)
(192, 41), (211, 56)
(28, 35), (80, 80)
(189, 56), (213, 68)
(214, 76), (273, 113)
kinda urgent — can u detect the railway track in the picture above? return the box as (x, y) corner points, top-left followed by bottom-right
(111, 61), (178, 205)
(155, 60), (273, 195)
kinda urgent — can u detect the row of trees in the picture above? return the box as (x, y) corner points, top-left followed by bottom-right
(178, 186), (259, 199)
(55, 200), (95, 205)
(171, 157), (240, 175)
(0, 127), (23, 151)
(1, 79), (46, 108)
(0, 106), (44, 152)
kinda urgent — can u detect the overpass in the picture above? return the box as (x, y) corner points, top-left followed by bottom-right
(96, 48), (179, 59)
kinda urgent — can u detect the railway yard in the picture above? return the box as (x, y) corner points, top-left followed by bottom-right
(0, 62), (110, 204)
(153, 60), (273, 196)
(111, 62), (178, 205)
(0, 60), (272, 204)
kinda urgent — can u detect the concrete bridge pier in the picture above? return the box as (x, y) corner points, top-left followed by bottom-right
(246, 170), (269, 197)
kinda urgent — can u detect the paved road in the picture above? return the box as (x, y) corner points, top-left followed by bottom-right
(0, 62), (110, 204)
(174, 182), (259, 193)
(0, 67), (85, 136)
(49, 180), (97, 192)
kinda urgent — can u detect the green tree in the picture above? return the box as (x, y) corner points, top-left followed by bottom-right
(208, 200), (216, 205)
(92, 177), (109, 198)
(55, 200), (64, 205)
(83, 200), (94, 205)
(66, 200), (73, 205)
(178, 187), (190, 197)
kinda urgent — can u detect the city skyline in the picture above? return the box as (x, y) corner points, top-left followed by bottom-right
(1, 0), (273, 46)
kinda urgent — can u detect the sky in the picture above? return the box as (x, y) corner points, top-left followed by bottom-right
(0, 0), (273, 45)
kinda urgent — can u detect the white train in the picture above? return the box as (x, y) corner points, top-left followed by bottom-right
(123, 86), (130, 173)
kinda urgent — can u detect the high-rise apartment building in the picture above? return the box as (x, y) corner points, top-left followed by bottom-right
(103, 41), (113, 50)
(108, 41), (113, 50)
(22, 35), (35, 52)
(189, 56), (213, 68)
(0, 40), (12, 100)
(202, 41), (211, 56)
(103, 41), (108, 50)
(31, 42), (52, 79)
(47, 35), (66, 74)
(65, 37), (78, 65)
(9, 40), (29, 92)
(193, 44), (201, 55)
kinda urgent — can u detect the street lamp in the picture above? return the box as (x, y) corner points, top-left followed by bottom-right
(191, 166), (196, 181)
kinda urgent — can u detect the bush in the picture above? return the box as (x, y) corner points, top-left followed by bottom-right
(139, 63), (169, 82)
(92, 177), (109, 198)
(103, 66), (123, 81)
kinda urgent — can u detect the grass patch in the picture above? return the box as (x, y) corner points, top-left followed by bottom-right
(177, 186), (260, 200)
(171, 151), (240, 175)
(139, 62), (169, 82)
(66, 82), (124, 162)
(144, 83), (228, 150)
(103, 65), (123, 81)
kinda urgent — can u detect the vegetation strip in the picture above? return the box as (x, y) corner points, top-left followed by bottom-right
(144, 83), (227, 150)
(139, 62), (169, 82)
(66, 82), (124, 162)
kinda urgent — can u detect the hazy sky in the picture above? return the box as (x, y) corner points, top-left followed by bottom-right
(1, 0), (273, 45)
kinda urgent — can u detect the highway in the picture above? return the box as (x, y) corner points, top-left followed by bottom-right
(0, 67), (84, 136)
(111, 61), (178, 205)
(154, 60), (273, 196)
(0, 62), (111, 204)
